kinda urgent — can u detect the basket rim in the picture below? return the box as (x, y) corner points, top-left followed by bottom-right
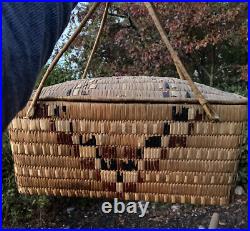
(30, 96), (248, 105)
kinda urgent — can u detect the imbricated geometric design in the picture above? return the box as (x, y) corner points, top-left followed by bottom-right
(8, 76), (247, 205)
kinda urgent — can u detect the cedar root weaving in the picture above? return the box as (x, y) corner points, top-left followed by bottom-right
(8, 76), (247, 205)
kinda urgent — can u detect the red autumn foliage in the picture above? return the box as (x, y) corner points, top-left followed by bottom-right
(62, 3), (247, 85)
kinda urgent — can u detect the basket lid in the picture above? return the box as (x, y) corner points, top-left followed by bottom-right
(32, 76), (247, 104)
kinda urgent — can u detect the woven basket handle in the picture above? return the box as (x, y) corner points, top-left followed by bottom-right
(26, 3), (100, 118)
(145, 3), (219, 121)
(26, 2), (219, 121)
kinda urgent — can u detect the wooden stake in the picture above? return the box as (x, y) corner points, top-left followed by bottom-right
(208, 212), (219, 229)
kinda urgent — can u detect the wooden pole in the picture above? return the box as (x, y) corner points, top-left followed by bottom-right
(144, 2), (219, 121)
(82, 3), (110, 79)
(26, 3), (100, 118)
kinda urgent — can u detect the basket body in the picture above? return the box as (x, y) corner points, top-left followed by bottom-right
(8, 77), (247, 205)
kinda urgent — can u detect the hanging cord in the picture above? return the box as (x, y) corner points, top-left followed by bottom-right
(82, 3), (110, 79)
(26, 3), (100, 118)
(144, 2), (219, 121)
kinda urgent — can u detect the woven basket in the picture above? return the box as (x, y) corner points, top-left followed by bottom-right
(8, 76), (247, 205)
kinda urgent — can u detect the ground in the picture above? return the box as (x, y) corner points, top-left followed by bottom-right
(3, 194), (247, 228)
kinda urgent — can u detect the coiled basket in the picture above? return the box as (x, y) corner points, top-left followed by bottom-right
(8, 76), (247, 205)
